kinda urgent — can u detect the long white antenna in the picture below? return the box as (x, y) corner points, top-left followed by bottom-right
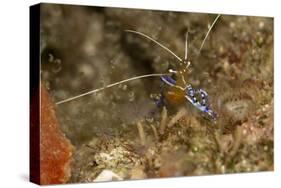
(198, 14), (221, 54)
(184, 31), (188, 60)
(125, 30), (183, 62)
(56, 73), (169, 105)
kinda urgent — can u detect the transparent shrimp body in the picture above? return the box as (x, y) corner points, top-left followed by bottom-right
(153, 29), (218, 120)
(160, 59), (217, 120)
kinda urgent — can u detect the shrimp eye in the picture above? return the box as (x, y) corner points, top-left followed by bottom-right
(186, 61), (191, 69)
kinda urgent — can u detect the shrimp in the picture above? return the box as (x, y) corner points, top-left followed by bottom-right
(55, 14), (221, 121)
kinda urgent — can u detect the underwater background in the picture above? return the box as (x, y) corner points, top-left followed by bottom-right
(40, 3), (273, 183)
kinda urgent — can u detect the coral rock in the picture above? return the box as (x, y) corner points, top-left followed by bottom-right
(40, 86), (74, 184)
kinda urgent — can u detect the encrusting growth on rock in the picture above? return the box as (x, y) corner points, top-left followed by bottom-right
(40, 85), (74, 185)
